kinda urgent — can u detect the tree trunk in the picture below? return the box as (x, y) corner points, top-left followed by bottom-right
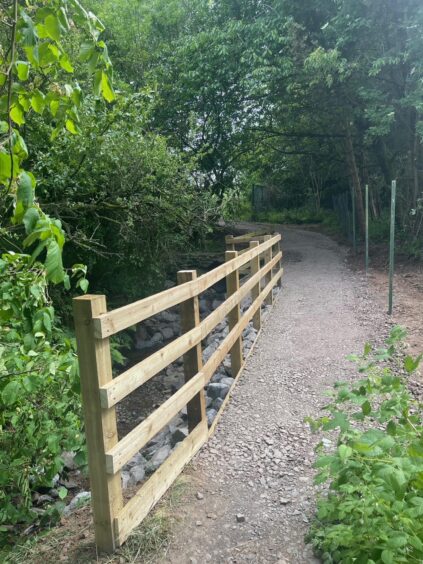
(344, 123), (365, 235)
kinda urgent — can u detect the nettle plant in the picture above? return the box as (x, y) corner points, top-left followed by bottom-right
(0, 253), (83, 531)
(307, 327), (423, 564)
(0, 0), (114, 286)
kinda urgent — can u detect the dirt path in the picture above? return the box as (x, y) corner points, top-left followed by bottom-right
(159, 225), (389, 564)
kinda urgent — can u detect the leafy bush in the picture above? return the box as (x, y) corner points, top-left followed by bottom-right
(307, 327), (423, 563)
(0, 254), (84, 537)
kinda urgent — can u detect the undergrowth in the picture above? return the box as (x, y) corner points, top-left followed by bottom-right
(307, 326), (423, 563)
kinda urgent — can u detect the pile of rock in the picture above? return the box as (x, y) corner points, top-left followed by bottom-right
(119, 291), (279, 491)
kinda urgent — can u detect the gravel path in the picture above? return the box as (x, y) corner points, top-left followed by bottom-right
(161, 226), (388, 564)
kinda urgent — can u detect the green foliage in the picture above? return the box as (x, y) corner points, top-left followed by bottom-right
(29, 93), (218, 299)
(307, 327), (423, 563)
(1, 0), (114, 283)
(0, 253), (83, 538)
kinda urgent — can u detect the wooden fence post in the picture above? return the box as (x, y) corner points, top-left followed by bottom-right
(263, 235), (274, 305)
(73, 295), (123, 552)
(177, 270), (206, 431)
(225, 250), (243, 377)
(277, 237), (282, 288)
(225, 235), (235, 251)
(249, 241), (261, 331)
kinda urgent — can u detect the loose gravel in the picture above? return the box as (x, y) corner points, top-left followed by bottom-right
(161, 226), (389, 564)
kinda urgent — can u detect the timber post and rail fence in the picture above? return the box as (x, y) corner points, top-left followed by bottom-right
(73, 231), (283, 552)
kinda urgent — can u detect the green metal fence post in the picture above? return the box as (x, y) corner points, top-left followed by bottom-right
(388, 180), (396, 315)
(365, 184), (369, 275)
(351, 188), (356, 254)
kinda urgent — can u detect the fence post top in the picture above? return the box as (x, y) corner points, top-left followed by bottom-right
(249, 240), (260, 247)
(225, 250), (238, 260)
(73, 293), (105, 303)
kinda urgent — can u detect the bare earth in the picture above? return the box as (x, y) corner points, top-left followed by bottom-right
(159, 225), (392, 564)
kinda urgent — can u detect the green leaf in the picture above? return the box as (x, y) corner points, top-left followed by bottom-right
(59, 54), (74, 73)
(381, 550), (394, 564)
(23, 207), (40, 233)
(17, 171), (35, 207)
(338, 444), (352, 461)
(44, 14), (61, 42)
(361, 400), (371, 415)
(404, 354), (422, 374)
(10, 103), (25, 125)
(2, 380), (21, 406)
(45, 239), (65, 284)
(31, 90), (45, 114)
(100, 71), (115, 102)
(16, 61), (30, 81)
(65, 119), (79, 135)
(57, 486), (68, 500)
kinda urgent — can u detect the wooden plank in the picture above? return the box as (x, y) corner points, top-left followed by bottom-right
(177, 270), (206, 432)
(114, 419), (208, 546)
(249, 240), (261, 331)
(73, 295), (123, 553)
(113, 266), (283, 545)
(225, 250), (242, 378)
(225, 235), (235, 251)
(105, 372), (205, 474)
(277, 238), (283, 288)
(106, 260), (284, 476)
(93, 235), (281, 338)
(264, 235), (274, 306)
(208, 327), (261, 437)
(99, 251), (282, 408)
(230, 231), (267, 244)
(201, 266), (283, 386)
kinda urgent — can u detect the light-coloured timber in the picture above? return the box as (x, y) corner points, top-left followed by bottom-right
(105, 371), (205, 474)
(93, 235), (280, 338)
(99, 252), (281, 408)
(105, 264), (283, 475)
(229, 231), (268, 243)
(73, 295), (123, 553)
(226, 250), (243, 378)
(249, 240), (261, 330)
(72, 231), (284, 553)
(114, 419), (208, 546)
(264, 235), (274, 306)
(177, 270), (206, 432)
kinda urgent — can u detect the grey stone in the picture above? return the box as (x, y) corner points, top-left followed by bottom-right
(61, 451), (77, 470)
(236, 514), (246, 523)
(206, 408), (218, 426)
(161, 326), (174, 340)
(171, 426), (188, 447)
(203, 342), (218, 362)
(212, 397), (224, 411)
(220, 376), (234, 387)
(129, 464), (145, 485)
(150, 332), (164, 344)
(207, 383), (229, 400)
(159, 311), (178, 323)
(64, 491), (91, 514)
(145, 445), (171, 473)
(121, 471), (131, 489)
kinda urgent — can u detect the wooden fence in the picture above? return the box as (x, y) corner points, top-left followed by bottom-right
(73, 232), (283, 552)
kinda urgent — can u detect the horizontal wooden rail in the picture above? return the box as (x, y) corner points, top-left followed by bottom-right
(73, 231), (283, 553)
(99, 251), (281, 409)
(93, 234), (280, 338)
(114, 419), (208, 546)
(105, 264), (282, 475)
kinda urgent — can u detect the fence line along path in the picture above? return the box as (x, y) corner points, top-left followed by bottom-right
(73, 231), (283, 552)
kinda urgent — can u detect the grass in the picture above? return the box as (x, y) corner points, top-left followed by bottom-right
(3, 476), (191, 564)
